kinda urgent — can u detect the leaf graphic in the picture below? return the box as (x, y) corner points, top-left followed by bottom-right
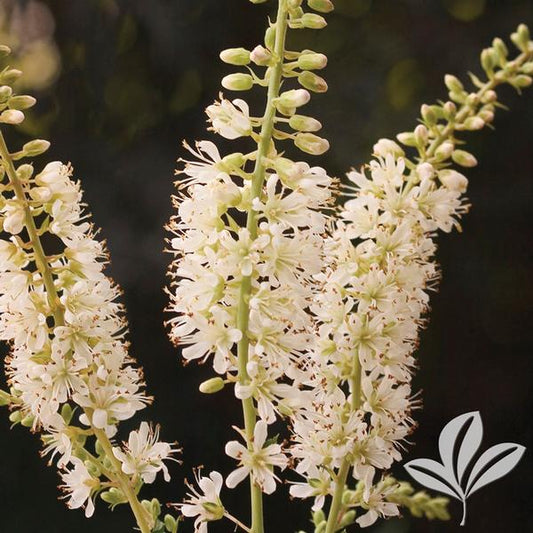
(465, 442), (526, 497)
(456, 411), (483, 483)
(438, 411), (481, 484)
(403, 458), (463, 500)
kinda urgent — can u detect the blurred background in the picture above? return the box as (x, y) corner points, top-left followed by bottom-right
(0, 0), (531, 531)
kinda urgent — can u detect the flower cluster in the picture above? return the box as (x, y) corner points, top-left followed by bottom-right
(167, 1), (336, 520)
(288, 23), (533, 531)
(0, 47), (176, 529)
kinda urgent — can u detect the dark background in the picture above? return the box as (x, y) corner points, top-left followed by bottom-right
(0, 0), (531, 532)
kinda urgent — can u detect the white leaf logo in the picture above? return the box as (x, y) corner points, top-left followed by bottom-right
(404, 411), (525, 525)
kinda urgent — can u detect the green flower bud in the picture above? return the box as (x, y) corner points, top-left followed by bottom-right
(265, 26), (276, 50)
(0, 109), (24, 124)
(452, 149), (477, 167)
(308, 0), (335, 13)
(22, 139), (51, 157)
(0, 45), (11, 57)
(220, 48), (251, 66)
(9, 410), (22, 424)
(434, 141), (454, 161)
(277, 89), (311, 108)
(463, 116), (485, 130)
(294, 132), (329, 155)
(373, 138), (404, 157)
(443, 101), (457, 119)
(0, 69), (22, 85)
(492, 37), (508, 61)
(312, 509), (326, 525)
(298, 71), (328, 93)
(0, 389), (12, 406)
(8, 95), (37, 110)
(16, 164), (33, 181)
(414, 124), (428, 146)
(314, 522), (326, 533)
(289, 114), (322, 132)
(339, 510), (357, 527)
(101, 487), (127, 506)
(421, 104), (437, 125)
(221, 73), (254, 91)
(199, 377), (225, 394)
(164, 514), (178, 533)
(301, 13), (327, 29)
(297, 53), (328, 70)
(481, 89), (497, 103)
(444, 74), (463, 92)
(511, 74), (533, 88)
(396, 131), (417, 147)
(0, 85), (12, 102)
(481, 49), (495, 73)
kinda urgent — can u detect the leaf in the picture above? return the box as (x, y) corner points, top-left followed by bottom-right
(438, 411), (481, 483)
(404, 458), (463, 500)
(465, 443), (526, 497)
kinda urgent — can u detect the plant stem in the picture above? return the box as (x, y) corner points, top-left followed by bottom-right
(0, 130), (152, 533)
(235, 2), (289, 533)
(460, 498), (467, 527)
(324, 355), (362, 533)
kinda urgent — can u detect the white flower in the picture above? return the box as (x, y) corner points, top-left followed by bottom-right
(225, 421), (288, 494)
(206, 97), (252, 140)
(113, 422), (178, 483)
(179, 470), (225, 533)
(60, 458), (97, 517)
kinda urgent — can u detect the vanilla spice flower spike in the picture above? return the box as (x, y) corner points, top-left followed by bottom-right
(0, 47), (179, 533)
(288, 23), (533, 532)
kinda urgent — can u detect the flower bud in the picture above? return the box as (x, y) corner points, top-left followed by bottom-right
(443, 101), (457, 119)
(101, 487), (127, 506)
(17, 164), (33, 181)
(396, 132), (417, 147)
(511, 75), (533, 88)
(0, 68), (22, 85)
(308, 0), (334, 13)
(22, 139), (51, 157)
(481, 48), (495, 73)
(250, 45), (272, 66)
(0, 389), (12, 406)
(417, 162), (434, 181)
(8, 95), (37, 110)
(220, 48), (251, 66)
(492, 37), (508, 62)
(301, 13), (327, 29)
(0, 85), (12, 102)
(373, 138), (404, 158)
(421, 104), (437, 125)
(265, 26), (276, 50)
(289, 114), (322, 132)
(164, 514), (178, 533)
(0, 45), (11, 57)
(9, 410), (22, 424)
(481, 89), (497, 103)
(250, 0), (268, 3)
(414, 124), (428, 146)
(434, 141), (454, 161)
(444, 74), (464, 92)
(199, 377), (225, 394)
(438, 169), (468, 192)
(297, 52), (328, 70)
(312, 509), (326, 526)
(294, 132), (329, 155)
(221, 73), (254, 91)
(21, 413), (35, 427)
(276, 89), (311, 108)
(0, 109), (24, 124)
(452, 149), (477, 167)
(463, 116), (485, 130)
(339, 510), (356, 528)
(478, 108), (494, 123)
(298, 71), (328, 93)
(511, 24), (530, 52)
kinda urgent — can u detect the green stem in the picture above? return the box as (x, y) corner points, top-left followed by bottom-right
(0, 130), (152, 533)
(324, 356), (362, 533)
(235, 2), (289, 532)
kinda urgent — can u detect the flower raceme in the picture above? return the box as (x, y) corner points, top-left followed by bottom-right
(288, 24), (533, 532)
(0, 48), (177, 532)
